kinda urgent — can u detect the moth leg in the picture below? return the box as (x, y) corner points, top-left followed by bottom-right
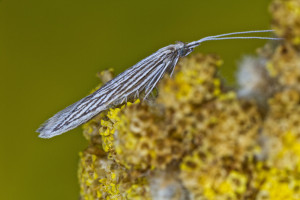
(135, 90), (140, 99)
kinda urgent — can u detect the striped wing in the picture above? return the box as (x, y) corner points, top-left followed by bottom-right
(37, 45), (180, 138)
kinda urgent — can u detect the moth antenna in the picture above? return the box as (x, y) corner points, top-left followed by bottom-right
(187, 30), (282, 48)
(203, 30), (274, 39)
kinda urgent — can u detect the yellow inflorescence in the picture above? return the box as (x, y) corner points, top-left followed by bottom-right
(271, 0), (300, 46)
(78, 147), (150, 200)
(99, 100), (140, 154)
(267, 44), (300, 90)
(79, 1), (300, 199)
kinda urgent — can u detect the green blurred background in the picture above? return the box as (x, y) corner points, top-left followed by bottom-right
(0, 0), (272, 199)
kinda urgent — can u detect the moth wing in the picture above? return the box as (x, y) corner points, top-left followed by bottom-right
(37, 92), (109, 138)
(37, 45), (180, 138)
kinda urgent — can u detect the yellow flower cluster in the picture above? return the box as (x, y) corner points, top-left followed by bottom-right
(79, 53), (262, 199)
(267, 44), (300, 91)
(271, 0), (300, 46)
(78, 146), (150, 200)
(78, 0), (300, 199)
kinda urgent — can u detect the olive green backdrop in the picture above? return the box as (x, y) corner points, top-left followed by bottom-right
(0, 0), (271, 199)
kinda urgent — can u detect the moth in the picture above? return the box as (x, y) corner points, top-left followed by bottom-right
(37, 30), (281, 138)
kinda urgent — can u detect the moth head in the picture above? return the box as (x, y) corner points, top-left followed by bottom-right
(176, 41), (194, 57)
